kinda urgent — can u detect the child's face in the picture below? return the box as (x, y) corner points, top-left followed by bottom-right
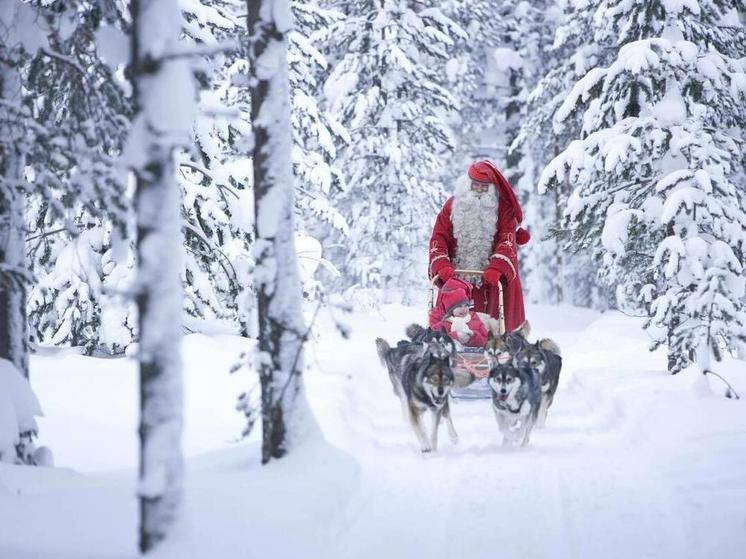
(452, 306), (469, 318)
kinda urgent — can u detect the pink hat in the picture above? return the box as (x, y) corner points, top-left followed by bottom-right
(439, 277), (472, 315)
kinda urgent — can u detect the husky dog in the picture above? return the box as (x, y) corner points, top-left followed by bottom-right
(483, 321), (531, 365)
(514, 339), (562, 427)
(488, 361), (541, 446)
(376, 335), (458, 453)
(405, 324), (475, 388)
(485, 327), (540, 446)
(405, 324), (455, 360)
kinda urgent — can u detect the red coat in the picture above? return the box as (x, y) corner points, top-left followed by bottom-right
(428, 197), (526, 333)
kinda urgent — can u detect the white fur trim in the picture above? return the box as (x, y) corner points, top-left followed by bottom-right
(451, 175), (499, 283)
(476, 312), (502, 336)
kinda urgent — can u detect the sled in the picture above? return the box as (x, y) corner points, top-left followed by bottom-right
(430, 269), (504, 400)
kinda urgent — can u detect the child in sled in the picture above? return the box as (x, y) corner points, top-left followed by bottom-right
(429, 277), (494, 348)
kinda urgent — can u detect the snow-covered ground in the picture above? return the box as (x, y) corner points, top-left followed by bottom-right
(1, 304), (745, 558)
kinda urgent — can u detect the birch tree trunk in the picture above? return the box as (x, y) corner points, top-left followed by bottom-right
(246, 0), (307, 464)
(129, 0), (193, 551)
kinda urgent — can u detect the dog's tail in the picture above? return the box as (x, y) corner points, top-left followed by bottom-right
(539, 338), (561, 356)
(375, 338), (391, 366)
(405, 323), (426, 341)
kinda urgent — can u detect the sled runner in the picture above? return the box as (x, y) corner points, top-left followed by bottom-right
(430, 270), (504, 400)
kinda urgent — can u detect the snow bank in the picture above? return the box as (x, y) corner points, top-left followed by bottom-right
(0, 360), (42, 462)
(2, 305), (745, 558)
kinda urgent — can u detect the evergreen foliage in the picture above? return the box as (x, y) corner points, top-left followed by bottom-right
(178, 0), (255, 335)
(23, 0), (133, 354)
(540, 0), (746, 371)
(322, 0), (464, 299)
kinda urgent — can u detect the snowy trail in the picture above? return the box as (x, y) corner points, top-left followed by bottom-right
(311, 305), (742, 559)
(1, 304), (745, 558)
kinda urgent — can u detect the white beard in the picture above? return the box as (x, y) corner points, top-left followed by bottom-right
(451, 175), (499, 287)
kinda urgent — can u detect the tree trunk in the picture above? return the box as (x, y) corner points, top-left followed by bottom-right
(667, 320), (682, 374)
(246, 0), (307, 464)
(1, 56), (37, 464)
(129, 0), (191, 552)
(0, 61), (28, 378)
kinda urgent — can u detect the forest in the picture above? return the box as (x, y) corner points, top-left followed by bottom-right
(0, 0), (744, 556)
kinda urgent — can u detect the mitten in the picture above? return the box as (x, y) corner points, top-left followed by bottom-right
(483, 266), (503, 286)
(484, 257), (514, 285)
(437, 264), (455, 283)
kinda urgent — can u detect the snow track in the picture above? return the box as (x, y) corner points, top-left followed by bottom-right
(1, 304), (744, 558)
(311, 304), (745, 559)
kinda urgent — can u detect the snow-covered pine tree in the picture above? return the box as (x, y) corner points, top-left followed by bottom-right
(24, 0), (133, 354)
(127, 0), (195, 550)
(440, 0), (520, 181)
(178, 0), (256, 335)
(508, 0), (606, 307)
(246, 0), (307, 463)
(290, 1), (349, 240)
(539, 0), (746, 372)
(322, 0), (464, 300)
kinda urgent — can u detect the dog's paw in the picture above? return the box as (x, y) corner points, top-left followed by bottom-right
(449, 432), (459, 445)
(420, 446), (432, 454)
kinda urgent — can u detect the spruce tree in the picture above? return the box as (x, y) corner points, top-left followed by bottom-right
(291, 1), (349, 238)
(24, 0), (133, 354)
(323, 0), (463, 300)
(540, 0), (746, 372)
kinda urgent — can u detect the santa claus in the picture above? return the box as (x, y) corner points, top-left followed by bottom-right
(428, 160), (530, 333)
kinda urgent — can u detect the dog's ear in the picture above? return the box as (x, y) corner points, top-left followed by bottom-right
(405, 323), (425, 340)
(375, 338), (390, 365)
(513, 320), (531, 340)
(446, 336), (456, 354)
(422, 328), (436, 343)
(539, 338), (561, 356)
(508, 333), (524, 353)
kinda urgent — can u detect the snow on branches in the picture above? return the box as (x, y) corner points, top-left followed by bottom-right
(539, 0), (746, 372)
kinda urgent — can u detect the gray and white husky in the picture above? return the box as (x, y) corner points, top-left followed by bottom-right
(487, 331), (541, 446)
(483, 320), (531, 365)
(514, 339), (562, 427)
(376, 330), (458, 453)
